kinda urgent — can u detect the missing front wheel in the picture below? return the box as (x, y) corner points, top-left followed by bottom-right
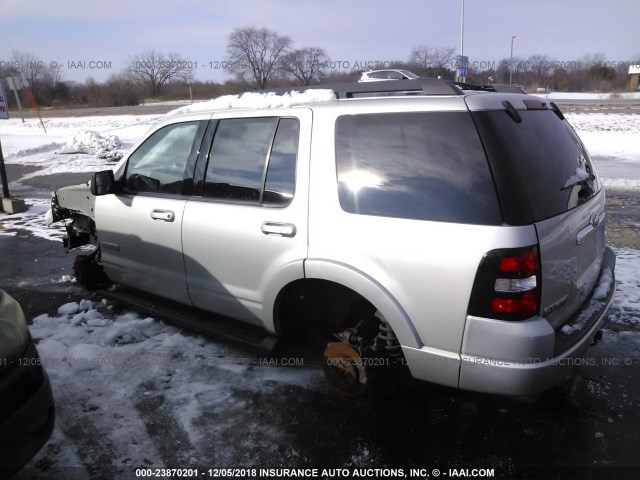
(73, 249), (107, 289)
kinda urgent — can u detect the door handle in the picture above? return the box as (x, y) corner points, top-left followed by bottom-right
(576, 212), (605, 245)
(151, 209), (175, 222)
(261, 222), (296, 237)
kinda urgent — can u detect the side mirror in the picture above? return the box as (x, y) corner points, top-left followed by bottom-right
(91, 170), (116, 196)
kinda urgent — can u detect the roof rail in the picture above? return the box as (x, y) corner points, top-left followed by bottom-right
(452, 82), (527, 94)
(264, 78), (464, 98)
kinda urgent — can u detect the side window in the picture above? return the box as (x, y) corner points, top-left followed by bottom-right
(204, 117), (299, 206)
(335, 112), (502, 225)
(204, 118), (278, 202)
(125, 121), (201, 194)
(263, 118), (299, 206)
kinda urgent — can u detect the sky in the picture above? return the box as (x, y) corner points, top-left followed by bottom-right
(0, 0), (639, 84)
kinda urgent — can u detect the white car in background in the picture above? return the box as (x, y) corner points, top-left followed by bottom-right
(358, 69), (420, 82)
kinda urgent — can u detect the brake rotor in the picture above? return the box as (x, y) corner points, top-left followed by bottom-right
(322, 342), (367, 397)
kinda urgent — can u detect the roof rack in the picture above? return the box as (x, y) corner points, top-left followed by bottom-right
(265, 78), (464, 99)
(452, 82), (527, 94)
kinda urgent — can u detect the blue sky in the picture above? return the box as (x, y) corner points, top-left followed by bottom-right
(1, 0), (638, 83)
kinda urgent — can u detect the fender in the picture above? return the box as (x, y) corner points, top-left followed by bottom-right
(261, 259), (307, 334)
(303, 258), (422, 349)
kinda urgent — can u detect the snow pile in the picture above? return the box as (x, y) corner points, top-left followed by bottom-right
(166, 89), (336, 117)
(57, 130), (123, 161)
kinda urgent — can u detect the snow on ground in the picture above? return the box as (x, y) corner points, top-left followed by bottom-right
(0, 198), (65, 241)
(24, 297), (324, 471)
(564, 113), (640, 189)
(0, 115), (160, 179)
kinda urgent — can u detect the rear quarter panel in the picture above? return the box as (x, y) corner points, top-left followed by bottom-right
(306, 105), (538, 353)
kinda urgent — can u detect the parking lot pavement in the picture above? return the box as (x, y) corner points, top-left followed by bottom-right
(1, 171), (639, 479)
(605, 192), (640, 250)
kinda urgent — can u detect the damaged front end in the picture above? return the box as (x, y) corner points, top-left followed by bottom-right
(48, 183), (107, 288)
(48, 183), (98, 251)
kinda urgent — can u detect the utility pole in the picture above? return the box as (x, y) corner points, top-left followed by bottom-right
(7, 77), (24, 122)
(510, 35), (517, 85)
(456, 0), (469, 83)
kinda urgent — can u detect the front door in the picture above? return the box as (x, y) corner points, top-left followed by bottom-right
(96, 120), (206, 305)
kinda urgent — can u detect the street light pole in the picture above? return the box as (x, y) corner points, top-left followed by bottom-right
(459, 0), (465, 82)
(460, 0), (465, 58)
(510, 35), (516, 85)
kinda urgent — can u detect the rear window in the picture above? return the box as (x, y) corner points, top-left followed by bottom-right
(335, 112), (502, 225)
(474, 110), (600, 223)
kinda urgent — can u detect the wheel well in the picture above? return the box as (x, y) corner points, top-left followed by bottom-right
(273, 279), (377, 336)
(64, 214), (98, 250)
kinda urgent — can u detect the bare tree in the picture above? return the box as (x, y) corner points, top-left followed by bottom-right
(12, 51), (45, 92)
(526, 54), (553, 84)
(225, 27), (292, 89)
(41, 61), (64, 98)
(10, 51), (69, 104)
(128, 50), (193, 97)
(408, 46), (456, 78)
(280, 47), (329, 85)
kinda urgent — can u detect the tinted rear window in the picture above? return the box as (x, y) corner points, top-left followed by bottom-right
(335, 112), (502, 225)
(474, 110), (600, 223)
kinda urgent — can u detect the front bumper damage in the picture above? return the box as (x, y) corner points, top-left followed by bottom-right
(48, 185), (98, 251)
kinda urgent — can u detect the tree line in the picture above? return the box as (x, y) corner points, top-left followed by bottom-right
(1, 26), (638, 109)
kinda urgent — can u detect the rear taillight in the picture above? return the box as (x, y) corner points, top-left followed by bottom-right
(468, 246), (541, 321)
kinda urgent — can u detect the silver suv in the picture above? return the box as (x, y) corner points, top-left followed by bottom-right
(50, 79), (616, 397)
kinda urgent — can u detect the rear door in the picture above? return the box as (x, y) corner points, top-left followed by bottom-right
(182, 110), (311, 328)
(473, 104), (606, 328)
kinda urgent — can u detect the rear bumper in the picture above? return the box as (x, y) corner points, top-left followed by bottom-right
(404, 247), (617, 396)
(0, 337), (55, 478)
